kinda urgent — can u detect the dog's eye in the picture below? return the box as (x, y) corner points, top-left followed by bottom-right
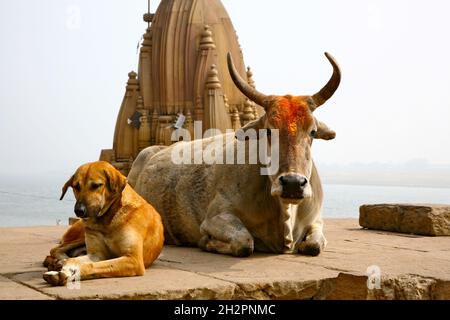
(310, 130), (317, 138)
(91, 183), (103, 190)
(74, 184), (81, 192)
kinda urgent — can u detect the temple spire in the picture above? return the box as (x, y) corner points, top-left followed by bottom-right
(143, 0), (154, 27)
(100, 0), (251, 174)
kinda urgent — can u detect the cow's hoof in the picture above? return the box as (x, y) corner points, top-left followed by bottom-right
(198, 235), (210, 251)
(234, 245), (253, 258)
(43, 271), (68, 286)
(298, 241), (322, 256)
(231, 238), (254, 258)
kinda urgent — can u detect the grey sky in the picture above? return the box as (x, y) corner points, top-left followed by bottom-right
(1, 0), (449, 177)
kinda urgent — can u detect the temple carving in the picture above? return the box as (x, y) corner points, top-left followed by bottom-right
(100, 0), (262, 174)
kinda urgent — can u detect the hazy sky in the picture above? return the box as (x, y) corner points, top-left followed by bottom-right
(1, 0), (450, 177)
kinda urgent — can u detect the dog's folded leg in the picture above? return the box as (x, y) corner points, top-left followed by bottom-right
(43, 256), (145, 286)
(45, 240), (86, 271)
(43, 241), (146, 286)
(43, 255), (94, 286)
(80, 256), (146, 280)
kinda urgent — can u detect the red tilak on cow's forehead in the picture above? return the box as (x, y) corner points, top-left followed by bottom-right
(271, 96), (312, 135)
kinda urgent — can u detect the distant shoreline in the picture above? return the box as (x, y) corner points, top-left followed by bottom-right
(0, 218), (360, 230)
(322, 180), (450, 190)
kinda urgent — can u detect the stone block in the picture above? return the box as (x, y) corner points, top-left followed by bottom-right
(360, 204), (450, 236)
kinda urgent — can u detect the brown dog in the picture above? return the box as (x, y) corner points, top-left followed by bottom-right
(43, 161), (164, 286)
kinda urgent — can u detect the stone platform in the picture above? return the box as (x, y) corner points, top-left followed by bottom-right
(0, 219), (449, 300)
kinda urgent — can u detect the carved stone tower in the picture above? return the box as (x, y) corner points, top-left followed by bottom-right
(100, 0), (260, 174)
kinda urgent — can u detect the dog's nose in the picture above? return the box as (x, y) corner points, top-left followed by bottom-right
(279, 175), (308, 199)
(74, 202), (87, 218)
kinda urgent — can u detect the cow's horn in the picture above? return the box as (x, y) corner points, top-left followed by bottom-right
(311, 52), (341, 110)
(227, 52), (268, 108)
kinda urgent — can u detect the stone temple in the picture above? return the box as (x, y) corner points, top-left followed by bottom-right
(100, 0), (262, 174)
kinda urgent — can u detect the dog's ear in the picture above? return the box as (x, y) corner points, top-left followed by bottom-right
(98, 167), (127, 218)
(103, 168), (128, 195)
(60, 175), (74, 200)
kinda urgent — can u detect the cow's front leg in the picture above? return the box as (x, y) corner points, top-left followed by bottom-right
(297, 222), (327, 256)
(199, 213), (254, 257)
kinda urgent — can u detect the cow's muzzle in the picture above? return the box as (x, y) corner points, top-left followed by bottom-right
(279, 174), (309, 199)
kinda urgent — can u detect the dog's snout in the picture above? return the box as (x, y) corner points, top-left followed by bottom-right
(74, 202), (87, 218)
(279, 175), (309, 199)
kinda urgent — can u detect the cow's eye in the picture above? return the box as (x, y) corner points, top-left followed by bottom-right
(310, 130), (317, 138)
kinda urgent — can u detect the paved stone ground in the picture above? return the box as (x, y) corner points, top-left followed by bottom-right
(0, 219), (449, 300)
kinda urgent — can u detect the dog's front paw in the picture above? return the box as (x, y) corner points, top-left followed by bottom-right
(43, 271), (69, 286)
(44, 257), (66, 271)
(43, 255), (54, 268)
(54, 259), (66, 271)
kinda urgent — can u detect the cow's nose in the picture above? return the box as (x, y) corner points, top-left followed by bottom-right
(74, 202), (87, 218)
(279, 175), (308, 199)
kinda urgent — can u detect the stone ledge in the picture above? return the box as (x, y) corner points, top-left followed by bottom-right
(360, 204), (450, 236)
(0, 275), (51, 300)
(1, 219), (449, 300)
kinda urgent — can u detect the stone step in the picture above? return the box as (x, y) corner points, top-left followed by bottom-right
(1, 220), (449, 300)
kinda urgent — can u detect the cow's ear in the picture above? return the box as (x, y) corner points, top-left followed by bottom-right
(235, 116), (266, 141)
(314, 119), (336, 140)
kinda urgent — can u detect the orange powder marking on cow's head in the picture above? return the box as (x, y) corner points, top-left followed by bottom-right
(270, 96), (313, 136)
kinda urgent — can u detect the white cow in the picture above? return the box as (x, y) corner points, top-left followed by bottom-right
(129, 52), (341, 257)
